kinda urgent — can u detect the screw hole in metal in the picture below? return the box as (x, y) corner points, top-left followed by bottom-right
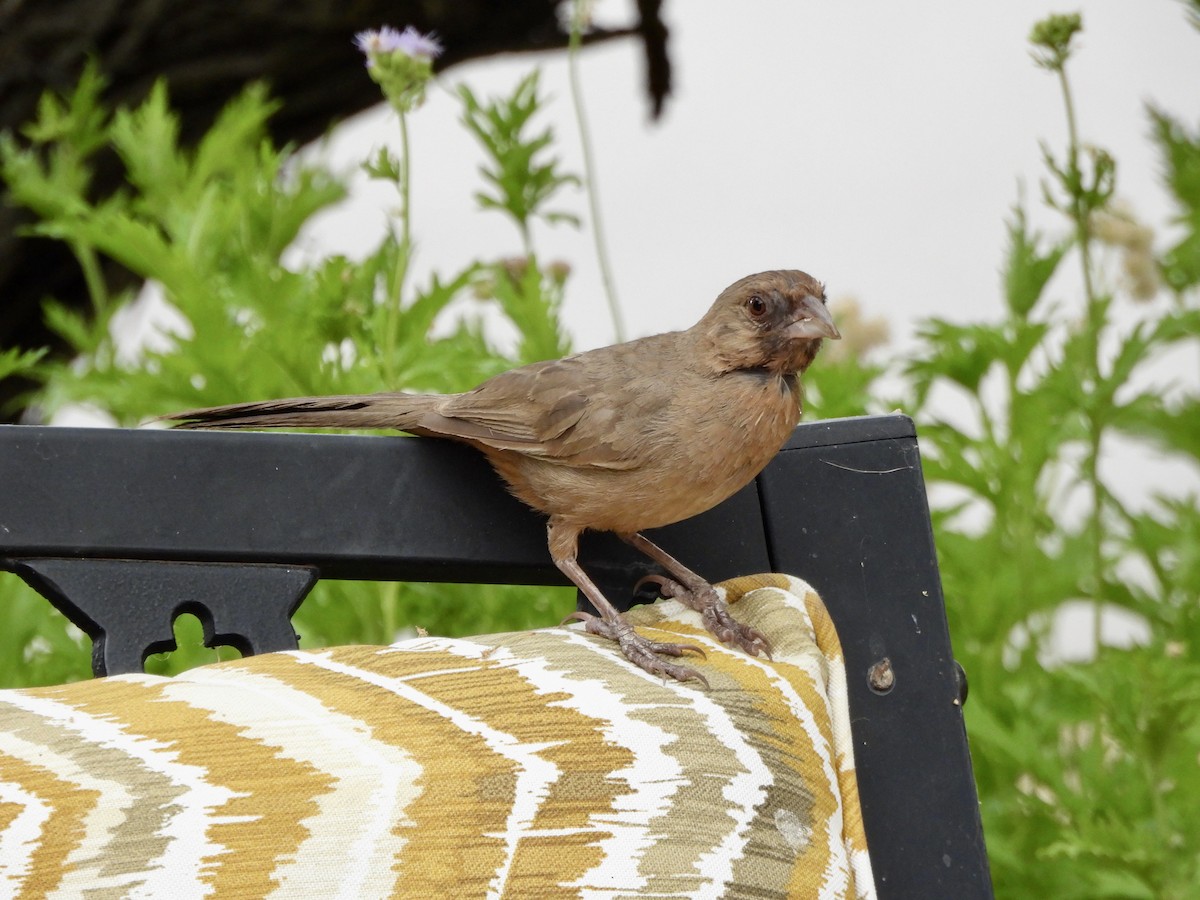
(867, 657), (895, 694)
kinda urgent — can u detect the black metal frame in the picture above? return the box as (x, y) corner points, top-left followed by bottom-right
(0, 413), (993, 898)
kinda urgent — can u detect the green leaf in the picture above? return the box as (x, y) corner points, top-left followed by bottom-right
(458, 70), (581, 239)
(192, 82), (280, 185)
(1004, 205), (1068, 317)
(801, 355), (884, 420)
(1150, 107), (1200, 215)
(20, 59), (110, 156)
(1087, 869), (1157, 900)
(1161, 229), (1200, 291)
(42, 299), (98, 352)
(0, 346), (47, 381)
(906, 318), (1004, 398)
(0, 132), (93, 221)
(108, 81), (187, 201)
(488, 257), (571, 364)
(1149, 106), (1200, 289)
(1113, 395), (1200, 459)
(363, 146), (402, 183)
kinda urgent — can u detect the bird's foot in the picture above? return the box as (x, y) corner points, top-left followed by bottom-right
(636, 574), (773, 660)
(562, 611), (709, 687)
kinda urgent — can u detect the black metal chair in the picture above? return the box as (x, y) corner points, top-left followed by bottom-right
(0, 413), (993, 897)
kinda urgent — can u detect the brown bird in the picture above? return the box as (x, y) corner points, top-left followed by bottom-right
(164, 270), (839, 684)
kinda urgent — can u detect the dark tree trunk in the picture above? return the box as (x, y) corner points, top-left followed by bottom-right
(0, 0), (670, 419)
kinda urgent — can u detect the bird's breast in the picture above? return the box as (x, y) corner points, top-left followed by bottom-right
(489, 369), (802, 534)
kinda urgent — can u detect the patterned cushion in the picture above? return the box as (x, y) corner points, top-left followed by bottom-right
(0, 574), (875, 898)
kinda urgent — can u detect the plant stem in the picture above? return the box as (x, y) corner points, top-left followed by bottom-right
(1057, 66), (1098, 309)
(1057, 63), (1107, 655)
(398, 109), (412, 272)
(567, 1), (627, 342)
(74, 240), (109, 314)
(384, 111), (413, 382)
(520, 223), (534, 262)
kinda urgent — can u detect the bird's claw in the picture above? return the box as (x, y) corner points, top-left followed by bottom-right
(635, 574), (773, 661)
(563, 611), (709, 687)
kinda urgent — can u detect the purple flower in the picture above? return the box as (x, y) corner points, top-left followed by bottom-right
(354, 26), (401, 57)
(396, 26), (443, 59)
(354, 25), (443, 63)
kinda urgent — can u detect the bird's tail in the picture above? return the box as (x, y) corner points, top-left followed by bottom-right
(159, 392), (439, 431)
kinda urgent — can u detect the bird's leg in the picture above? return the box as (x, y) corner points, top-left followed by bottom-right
(548, 519), (708, 686)
(621, 532), (772, 659)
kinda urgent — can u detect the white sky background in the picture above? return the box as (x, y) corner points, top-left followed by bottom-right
(298, 0), (1200, 354)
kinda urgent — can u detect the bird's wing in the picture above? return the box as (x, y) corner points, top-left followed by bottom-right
(420, 348), (670, 469)
(438, 359), (583, 442)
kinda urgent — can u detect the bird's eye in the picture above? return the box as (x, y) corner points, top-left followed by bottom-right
(746, 295), (767, 318)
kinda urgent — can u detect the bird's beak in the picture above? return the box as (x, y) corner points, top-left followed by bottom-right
(786, 294), (841, 340)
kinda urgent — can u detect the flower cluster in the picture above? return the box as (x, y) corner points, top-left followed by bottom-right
(354, 26), (443, 113)
(1091, 201), (1160, 302)
(1029, 13), (1083, 72)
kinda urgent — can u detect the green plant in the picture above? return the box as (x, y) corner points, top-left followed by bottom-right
(0, 39), (582, 685)
(792, 11), (1200, 895)
(900, 14), (1200, 898)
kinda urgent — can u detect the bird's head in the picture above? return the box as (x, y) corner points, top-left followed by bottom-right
(696, 270), (840, 376)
